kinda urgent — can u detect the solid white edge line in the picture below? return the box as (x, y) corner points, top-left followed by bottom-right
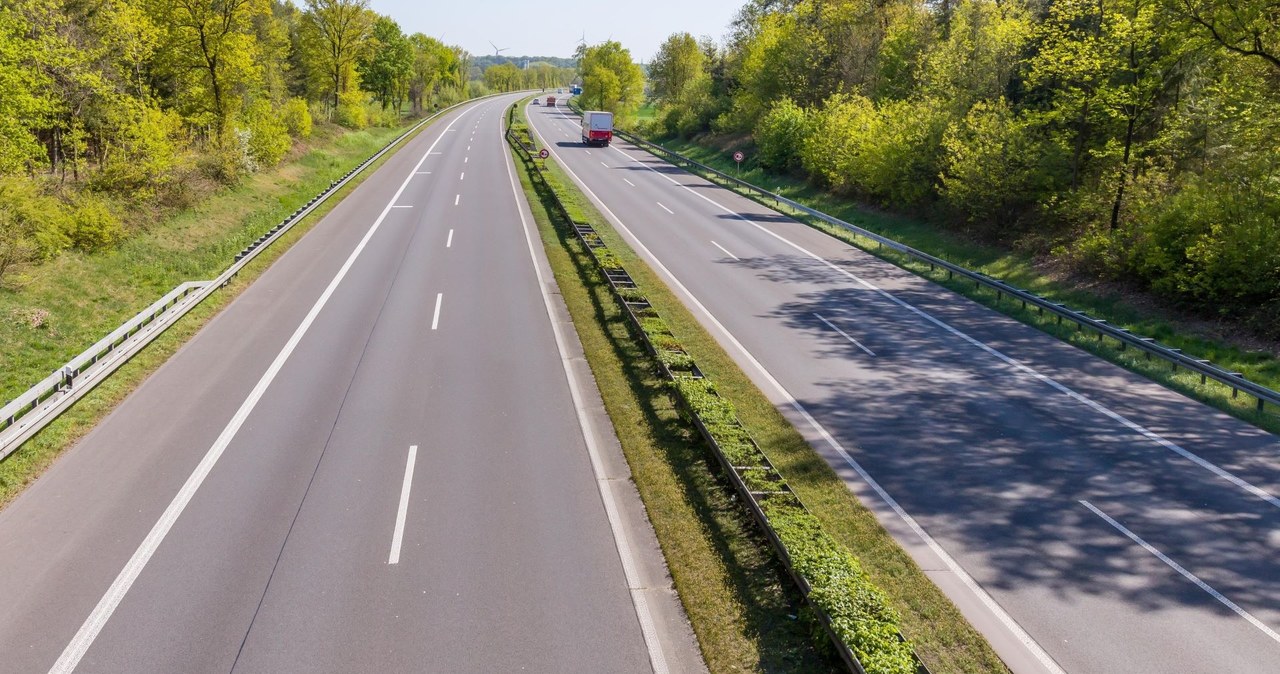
(388, 445), (419, 564)
(528, 112), (1065, 674)
(47, 103), (475, 674)
(1080, 500), (1280, 644)
(431, 293), (443, 331)
(815, 313), (876, 357)
(608, 141), (1280, 512)
(505, 106), (669, 674)
(709, 240), (740, 261)
(446, 229), (454, 248)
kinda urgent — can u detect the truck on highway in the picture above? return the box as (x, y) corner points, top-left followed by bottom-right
(581, 110), (613, 147)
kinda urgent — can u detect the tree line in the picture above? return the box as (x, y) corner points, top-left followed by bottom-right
(0, 0), (475, 283)
(647, 0), (1280, 337)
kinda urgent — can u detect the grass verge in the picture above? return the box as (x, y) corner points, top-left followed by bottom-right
(510, 107), (1007, 672)
(644, 136), (1280, 433)
(0, 110), (461, 507)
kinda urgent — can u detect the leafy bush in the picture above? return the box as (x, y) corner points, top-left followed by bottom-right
(754, 97), (812, 172)
(335, 89), (368, 130)
(242, 99), (292, 168)
(939, 99), (1054, 230)
(199, 129), (258, 185)
(282, 98), (313, 139)
(68, 193), (123, 251)
(0, 178), (71, 284)
(89, 103), (186, 201)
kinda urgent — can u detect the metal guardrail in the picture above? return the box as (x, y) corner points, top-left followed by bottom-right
(611, 128), (1280, 416)
(508, 106), (929, 674)
(0, 93), (517, 462)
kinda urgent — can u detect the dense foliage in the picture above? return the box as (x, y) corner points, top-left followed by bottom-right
(0, 0), (475, 285)
(650, 0), (1280, 336)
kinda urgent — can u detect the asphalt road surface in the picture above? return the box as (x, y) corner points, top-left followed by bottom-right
(528, 101), (1280, 674)
(0, 94), (701, 674)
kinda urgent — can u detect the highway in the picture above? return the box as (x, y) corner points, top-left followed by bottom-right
(528, 101), (1280, 673)
(0, 94), (701, 674)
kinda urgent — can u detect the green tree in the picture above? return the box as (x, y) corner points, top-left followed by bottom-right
(649, 32), (704, 102)
(359, 16), (412, 111)
(301, 0), (372, 112)
(579, 40), (644, 120)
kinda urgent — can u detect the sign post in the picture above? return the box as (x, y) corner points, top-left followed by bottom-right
(733, 150), (745, 176)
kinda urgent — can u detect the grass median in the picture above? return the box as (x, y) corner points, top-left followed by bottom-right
(0, 110), (463, 508)
(643, 136), (1280, 434)
(510, 107), (1007, 673)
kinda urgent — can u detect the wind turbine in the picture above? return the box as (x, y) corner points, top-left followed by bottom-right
(489, 41), (509, 57)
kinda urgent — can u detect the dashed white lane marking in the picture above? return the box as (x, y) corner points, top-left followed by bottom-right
(388, 445), (419, 564)
(47, 102), (476, 674)
(1081, 500), (1280, 645)
(710, 240), (739, 261)
(446, 229), (454, 248)
(391, 205), (412, 209)
(459, 172), (465, 181)
(431, 293), (443, 330)
(815, 313), (876, 357)
(656, 202), (674, 215)
(464, 157), (468, 164)
(623, 178), (636, 187)
(601, 161), (609, 168)
(454, 194), (460, 206)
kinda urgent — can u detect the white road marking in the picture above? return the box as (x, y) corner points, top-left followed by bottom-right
(47, 104), (475, 674)
(467, 145), (470, 151)
(606, 142), (1280, 511)
(464, 156), (468, 164)
(623, 178), (636, 187)
(584, 149), (592, 155)
(459, 172), (465, 181)
(391, 205), (412, 209)
(446, 229), (454, 248)
(656, 202), (674, 215)
(815, 313), (876, 357)
(601, 161), (609, 168)
(1081, 500), (1280, 644)
(528, 118), (1066, 674)
(415, 171), (431, 175)
(502, 113), (670, 674)
(431, 293), (443, 330)
(710, 240), (739, 261)
(388, 445), (419, 564)
(454, 194), (460, 206)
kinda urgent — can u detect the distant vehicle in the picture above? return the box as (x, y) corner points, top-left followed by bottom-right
(546, 96), (557, 107)
(581, 110), (613, 147)
(532, 98), (540, 105)
(570, 85), (582, 95)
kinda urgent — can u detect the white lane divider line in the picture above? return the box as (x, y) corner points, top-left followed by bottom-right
(391, 205), (412, 209)
(656, 202), (674, 215)
(415, 171), (431, 175)
(454, 194), (460, 206)
(459, 172), (465, 181)
(584, 149), (592, 155)
(500, 121), (670, 674)
(607, 140), (1280, 512)
(464, 156), (468, 164)
(528, 118), (1062, 674)
(601, 161), (609, 168)
(710, 240), (739, 261)
(47, 103), (474, 674)
(388, 445), (419, 564)
(467, 145), (470, 151)
(815, 313), (876, 357)
(446, 229), (454, 248)
(1081, 500), (1280, 644)
(623, 178), (636, 187)
(431, 293), (443, 331)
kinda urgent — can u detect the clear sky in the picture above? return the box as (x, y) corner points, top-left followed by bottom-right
(367, 0), (744, 62)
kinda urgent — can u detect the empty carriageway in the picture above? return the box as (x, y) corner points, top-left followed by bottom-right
(528, 100), (1280, 674)
(0, 93), (700, 674)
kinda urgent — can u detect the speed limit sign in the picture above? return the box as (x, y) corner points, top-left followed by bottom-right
(733, 151), (745, 162)
(538, 148), (549, 159)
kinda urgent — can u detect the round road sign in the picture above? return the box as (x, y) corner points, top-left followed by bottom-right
(538, 148), (550, 159)
(733, 151), (745, 162)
